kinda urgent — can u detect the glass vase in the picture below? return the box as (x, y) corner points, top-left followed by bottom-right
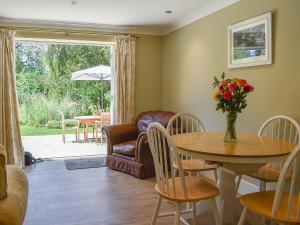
(224, 112), (237, 143)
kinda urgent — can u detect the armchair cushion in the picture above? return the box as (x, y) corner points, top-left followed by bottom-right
(113, 140), (136, 157)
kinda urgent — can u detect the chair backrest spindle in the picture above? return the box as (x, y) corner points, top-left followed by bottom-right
(258, 115), (300, 169)
(167, 112), (205, 135)
(272, 145), (300, 221)
(148, 123), (188, 199)
(167, 112), (205, 160)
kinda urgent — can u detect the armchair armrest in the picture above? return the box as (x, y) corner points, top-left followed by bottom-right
(102, 124), (138, 155)
(0, 145), (7, 199)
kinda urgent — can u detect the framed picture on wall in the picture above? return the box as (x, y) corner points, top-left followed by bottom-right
(228, 12), (272, 69)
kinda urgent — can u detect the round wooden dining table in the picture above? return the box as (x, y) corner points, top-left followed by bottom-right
(171, 132), (295, 225)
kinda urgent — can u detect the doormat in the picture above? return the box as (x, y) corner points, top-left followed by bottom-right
(64, 156), (106, 170)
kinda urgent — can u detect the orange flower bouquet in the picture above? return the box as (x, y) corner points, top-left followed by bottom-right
(212, 73), (254, 142)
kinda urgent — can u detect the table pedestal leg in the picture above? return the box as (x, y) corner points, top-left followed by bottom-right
(219, 168), (237, 224)
(219, 163), (266, 225)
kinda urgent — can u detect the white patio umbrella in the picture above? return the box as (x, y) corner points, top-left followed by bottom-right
(71, 65), (111, 111)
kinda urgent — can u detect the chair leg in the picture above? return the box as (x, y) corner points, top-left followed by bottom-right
(92, 123), (95, 139)
(262, 181), (267, 191)
(192, 202), (197, 225)
(77, 129), (80, 142)
(214, 169), (218, 183)
(151, 195), (162, 225)
(95, 129), (98, 144)
(174, 203), (181, 225)
(238, 208), (247, 225)
(100, 130), (103, 144)
(173, 168), (178, 177)
(259, 181), (267, 192)
(210, 198), (221, 225)
(235, 175), (242, 194)
(62, 132), (66, 144)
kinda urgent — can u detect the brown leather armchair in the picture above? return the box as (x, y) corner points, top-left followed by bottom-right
(102, 111), (175, 179)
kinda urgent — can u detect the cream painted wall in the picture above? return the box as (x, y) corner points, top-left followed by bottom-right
(14, 31), (163, 117)
(135, 35), (163, 116)
(162, 0), (300, 133)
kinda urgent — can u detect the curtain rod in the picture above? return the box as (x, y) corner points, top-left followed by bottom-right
(0, 26), (139, 37)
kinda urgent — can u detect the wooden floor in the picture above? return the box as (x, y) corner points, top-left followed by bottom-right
(24, 160), (217, 225)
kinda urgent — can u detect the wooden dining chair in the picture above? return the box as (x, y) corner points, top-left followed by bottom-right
(235, 115), (300, 193)
(147, 122), (221, 225)
(238, 144), (300, 225)
(95, 112), (111, 144)
(60, 112), (80, 143)
(167, 112), (218, 181)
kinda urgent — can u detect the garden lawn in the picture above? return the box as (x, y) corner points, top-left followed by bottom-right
(21, 125), (93, 136)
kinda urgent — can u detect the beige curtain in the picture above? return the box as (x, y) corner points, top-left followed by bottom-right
(0, 29), (24, 167)
(113, 35), (136, 124)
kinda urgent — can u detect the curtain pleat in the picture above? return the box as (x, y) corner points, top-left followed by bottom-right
(0, 29), (24, 167)
(113, 35), (136, 124)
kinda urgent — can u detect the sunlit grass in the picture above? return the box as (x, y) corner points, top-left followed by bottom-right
(20, 125), (93, 136)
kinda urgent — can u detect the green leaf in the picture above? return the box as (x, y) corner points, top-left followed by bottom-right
(221, 72), (225, 79)
(213, 76), (220, 88)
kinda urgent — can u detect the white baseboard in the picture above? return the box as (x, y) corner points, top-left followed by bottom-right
(203, 170), (260, 195)
(238, 179), (259, 195)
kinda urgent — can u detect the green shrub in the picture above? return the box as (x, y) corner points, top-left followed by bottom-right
(19, 94), (83, 127)
(45, 120), (61, 129)
(44, 119), (78, 129)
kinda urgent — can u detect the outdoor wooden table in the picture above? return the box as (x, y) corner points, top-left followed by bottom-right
(74, 115), (101, 142)
(171, 132), (295, 225)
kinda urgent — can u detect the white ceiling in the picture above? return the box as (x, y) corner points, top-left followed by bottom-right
(0, 0), (239, 35)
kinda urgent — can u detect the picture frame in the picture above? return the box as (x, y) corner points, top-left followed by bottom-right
(228, 12), (272, 69)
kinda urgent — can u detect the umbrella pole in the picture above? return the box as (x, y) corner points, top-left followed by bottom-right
(100, 76), (104, 112)
(99, 94), (102, 112)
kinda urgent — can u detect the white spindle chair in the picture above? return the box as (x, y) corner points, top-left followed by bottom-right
(167, 112), (218, 181)
(238, 144), (300, 225)
(148, 122), (221, 225)
(235, 115), (300, 193)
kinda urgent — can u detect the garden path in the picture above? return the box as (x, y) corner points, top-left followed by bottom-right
(22, 133), (106, 159)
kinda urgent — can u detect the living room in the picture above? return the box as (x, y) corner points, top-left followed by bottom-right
(1, 0), (300, 225)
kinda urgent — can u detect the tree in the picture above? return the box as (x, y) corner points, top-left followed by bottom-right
(15, 42), (45, 74)
(44, 44), (111, 109)
(15, 41), (112, 127)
